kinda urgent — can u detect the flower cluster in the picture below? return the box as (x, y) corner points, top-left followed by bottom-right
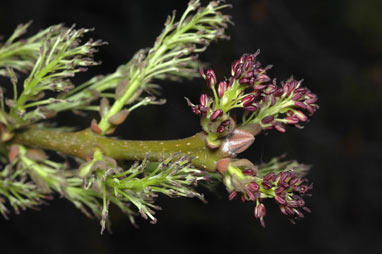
(187, 51), (318, 145)
(248, 77), (319, 133)
(224, 161), (312, 227)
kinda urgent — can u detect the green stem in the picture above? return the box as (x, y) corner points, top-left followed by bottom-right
(12, 127), (226, 172)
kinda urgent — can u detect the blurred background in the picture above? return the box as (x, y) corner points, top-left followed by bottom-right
(0, 0), (381, 253)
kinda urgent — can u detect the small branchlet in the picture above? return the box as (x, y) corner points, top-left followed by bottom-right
(94, 0), (232, 134)
(102, 155), (209, 228)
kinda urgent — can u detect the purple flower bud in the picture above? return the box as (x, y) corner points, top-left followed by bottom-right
(210, 109), (223, 120)
(275, 195), (287, 205)
(283, 82), (292, 97)
(243, 169), (257, 176)
(285, 206), (295, 215)
(254, 203), (266, 218)
(245, 54), (255, 64)
(234, 66), (243, 79)
(289, 177), (299, 186)
(286, 110), (294, 116)
(217, 81), (228, 97)
(292, 92), (305, 101)
(244, 71), (254, 78)
(288, 79), (298, 91)
(254, 84), (267, 90)
(274, 123), (286, 133)
(261, 115), (274, 124)
(262, 180), (273, 190)
(264, 85), (276, 95)
(246, 190), (256, 201)
(228, 191), (238, 200)
(239, 78), (250, 84)
(306, 97), (317, 104)
(285, 116), (299, 125)
(242, 94), (256, 106)
(258, 74), (271, 83)
(200, 94), (208, 106)
(247, 182), (260, 192)
(205, 69), (217, 87)
(221, 120), (231, 126)
(306, 104), (315, 115)
(244, 105), (257, 112)
(295, 110), (308, 122)
(217, 125), (225, 133)
(264, 172), (275, 181)
(294, 101), (307, 110)
(231, 60), (241, 76)
(274, 87), (284, 97)
(248, 77), (255, 85)
(280, 172), (292, 182)
(275, 186), (285, 195)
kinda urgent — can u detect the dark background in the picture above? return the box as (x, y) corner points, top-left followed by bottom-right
(1, 0), (381, 253)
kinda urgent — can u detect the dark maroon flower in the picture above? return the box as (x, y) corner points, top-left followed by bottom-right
(264, 85), (276, 95)
(306, 96), (317, 104)
(200, 94), (209, 107)
(217, 125), (225, 133)
(264, 172), (276, 181)
(205, 69), (217, 88)
(243, 169), (257, 176)
(242, 94), (255, 106)
(221, 119), (231, 126)
(261, 115), (274, 124)
(247, 182), (260, 192)
(274, 123), (286, 133)
(285, 116), (299, 125)
(306, 104), (315, 115)
(292, 92), (305, 101)
(210, 109), (223, 120)
(254, 84), (267, 91)
(262, 180), (273, 190)
(244, 105), (257, 112)
(294, 101), (307, 110)
(275, 195), (287, 205)
(217, 81), (228, 97)
(228, 191), (238, 200)
(254, 203), (266, 228)
(295, 110), (308, 122)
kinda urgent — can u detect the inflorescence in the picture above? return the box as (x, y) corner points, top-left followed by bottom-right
(187, 51), (318, 147)
(187, 52), (317, 227)
(226, 164), (312, 227)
